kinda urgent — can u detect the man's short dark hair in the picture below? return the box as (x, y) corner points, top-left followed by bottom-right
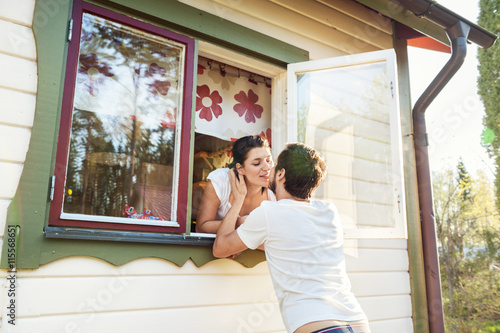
(275, 143), (327, 199)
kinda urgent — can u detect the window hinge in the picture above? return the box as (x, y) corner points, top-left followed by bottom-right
(397, 193), (401, 213)
(67, 19), (73, 42)
(50, 175), (56, 201)
(390, 81), (394, 99)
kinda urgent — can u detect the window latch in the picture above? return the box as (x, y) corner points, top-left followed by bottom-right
(50, 175), (56, 201)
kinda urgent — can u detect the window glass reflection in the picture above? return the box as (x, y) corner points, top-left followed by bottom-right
(63, 13), (185, 221)
(297, 62), (396, 228)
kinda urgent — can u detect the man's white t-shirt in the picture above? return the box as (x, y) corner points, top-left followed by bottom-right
(237, 199), (367, 333)
(207, 168), (276, 219)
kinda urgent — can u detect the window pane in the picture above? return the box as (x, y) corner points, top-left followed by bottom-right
(297, 61), (396, 228)
(63, 13), (185, 222)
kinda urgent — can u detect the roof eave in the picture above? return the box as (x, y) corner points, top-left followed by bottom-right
(356, 0), (498, 49)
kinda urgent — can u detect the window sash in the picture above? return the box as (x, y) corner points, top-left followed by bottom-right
(49, 0), (195, 233)
(287, 49), (407, 239)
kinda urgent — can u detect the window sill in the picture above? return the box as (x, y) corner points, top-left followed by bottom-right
(44, 227), (215, 246)
(59, 213), (180, 227)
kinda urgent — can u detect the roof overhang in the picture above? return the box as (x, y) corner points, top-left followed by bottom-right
(396, 21), (452, 53)
(356, 0), (497, 50)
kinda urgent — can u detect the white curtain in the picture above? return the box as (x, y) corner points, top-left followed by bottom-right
(195, 64), (272, 143)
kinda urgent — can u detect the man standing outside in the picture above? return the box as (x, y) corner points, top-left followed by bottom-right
(213, 143), (370, 333)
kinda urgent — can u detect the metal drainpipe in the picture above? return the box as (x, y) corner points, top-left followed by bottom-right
(413, 20), (470, 333)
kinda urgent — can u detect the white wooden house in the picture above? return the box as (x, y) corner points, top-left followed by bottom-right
(0, 0), (496, 332)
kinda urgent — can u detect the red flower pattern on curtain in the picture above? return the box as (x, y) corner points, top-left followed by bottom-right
(135, 63), (171, 97)
(260, 128), (272, 146)
(78, 53), (114, 96)
(233, 89), (263, 123)
(195, 64), (271, 141)
(161, 108), (177, 129)
(198, 64), (206, 75)
(196, 84), (223, 121)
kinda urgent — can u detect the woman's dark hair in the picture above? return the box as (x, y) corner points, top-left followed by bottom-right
(275, 143), (327, 200)
(227, 135), (270, 169)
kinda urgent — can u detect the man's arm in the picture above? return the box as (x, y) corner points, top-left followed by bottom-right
(212, 171), (249, 258)
(212, 214), (248, 258)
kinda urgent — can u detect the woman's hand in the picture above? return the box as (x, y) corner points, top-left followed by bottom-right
(229, 168), (247, 203)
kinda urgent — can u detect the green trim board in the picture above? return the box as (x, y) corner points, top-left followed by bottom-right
(38, 235), (264, 268)
(0, 0), (74, 269)
(0, 0), (306, 269)
(393, 27), (430, 333)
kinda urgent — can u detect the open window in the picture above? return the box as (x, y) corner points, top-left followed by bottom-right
(190, 53), (274, 233)
(3, 0), (313, 268)
(287, 50), (407, 238)
(49, 1), (195, 233)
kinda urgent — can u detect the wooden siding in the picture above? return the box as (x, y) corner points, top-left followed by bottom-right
(4, 238), (411, 332)
(175, 2), (412, 331)
(0, 1), (415, 332)
(0, 2), (37, 230)
(180, 0), (393, 59)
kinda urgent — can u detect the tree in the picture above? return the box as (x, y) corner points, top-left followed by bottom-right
(478, 0), (500, 211)
(433, 161), (500, 332)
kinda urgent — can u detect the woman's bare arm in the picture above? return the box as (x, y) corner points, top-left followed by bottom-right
(195, 180), (223, 233)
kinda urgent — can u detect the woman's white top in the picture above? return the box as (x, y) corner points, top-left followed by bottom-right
(207, 168), (276, 219)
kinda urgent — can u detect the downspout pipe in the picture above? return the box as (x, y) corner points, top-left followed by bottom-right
(413, 20), (470, 333)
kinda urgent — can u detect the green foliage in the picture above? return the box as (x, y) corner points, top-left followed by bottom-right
(481, 321), (500, 332)
(478, 0), (500, 210)
(433, 162), (500, 333)
(456, 158), (472, 202)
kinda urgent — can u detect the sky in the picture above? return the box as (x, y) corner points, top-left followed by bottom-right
(407, 0), (496, 181)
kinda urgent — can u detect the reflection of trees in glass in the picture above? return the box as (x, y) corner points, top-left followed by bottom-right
(303, 66), (390, 151)
(319, 68), (389, 123)
(64, 13), (181, 219)
(66, 110), (116, 216)
(356, 71), (390, 124)
(297, 73), (310, 143)
(297, 105), (308, 143)
(77, 14), (180, 108)
(299, 65), (390, 146)
(65, 110), (175, 217)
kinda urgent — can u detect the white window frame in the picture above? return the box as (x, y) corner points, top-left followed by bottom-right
(286, 49), (407, 239)
(64, 17), (186, 228)
(192, 42), (285, 236)
(194, 45), (407, 239)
